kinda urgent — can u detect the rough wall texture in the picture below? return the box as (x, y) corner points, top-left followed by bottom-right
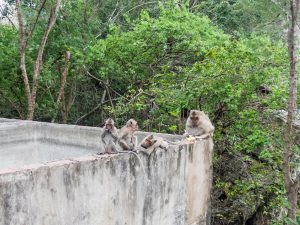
(0, 119), (213, 225)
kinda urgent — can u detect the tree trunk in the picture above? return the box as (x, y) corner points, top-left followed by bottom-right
(51, 51), (71, 123)
(62, 76), (76, 124)
(283, 0), (299, 222)
(16, 0), (32, 119)
(15, 0), (62, 120)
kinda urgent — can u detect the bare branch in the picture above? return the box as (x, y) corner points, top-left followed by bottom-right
(75, 98), (118, 124)
(296, 172), (300, 187)
(61, 76), (76, 124)
(56, 51), (71, 105)
(0, 5), (17, 29)
(83, 66), (124, 98)
(26, 0), (47, 46)
(125, 1), (157, 14)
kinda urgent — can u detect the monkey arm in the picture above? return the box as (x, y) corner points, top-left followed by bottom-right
(107, 140), (118, 153)
(196, 133), (211, 139)
(101, 131), (107, 145)
(111, 130), (118, 142)
(138, 147), (154, 156)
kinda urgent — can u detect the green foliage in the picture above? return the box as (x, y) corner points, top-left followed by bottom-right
(0, 26), (25, 118)
(0, 1), (295, 223)
(197, 0), (289, 39)
(84, 6), (291, 222)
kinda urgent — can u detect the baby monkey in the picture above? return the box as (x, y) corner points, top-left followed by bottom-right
(118, 119), (138, 151)
(183, 110), (215, 139)
(139, 134), (169, 155)
(98, 118), (118, 154)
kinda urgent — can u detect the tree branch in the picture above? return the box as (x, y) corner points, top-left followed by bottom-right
(296, 172), (300, 187)
(26, 0), (47, 46)
(51, 51), (71, 123)
(83, 66), (124, 98)
(61, 75), (76, 124)
(75, 98), (118, 124)
(28, 0), (62, 119)
(0, 5), (17, 29)
(125, 1), (157, 14)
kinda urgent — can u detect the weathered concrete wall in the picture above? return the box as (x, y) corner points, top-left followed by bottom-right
(0, 119), (213, 225)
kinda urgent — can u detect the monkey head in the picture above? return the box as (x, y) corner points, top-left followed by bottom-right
(126, 119), (138, 132)
(141, 135), (156, 149)
(188, 110), (203, 126)
(105, 118), (114, 131)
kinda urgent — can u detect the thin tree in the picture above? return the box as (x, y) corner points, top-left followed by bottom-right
(51, 51), (72, 123)
(283, 0), (300, 221)
(16, 0), (62, 120)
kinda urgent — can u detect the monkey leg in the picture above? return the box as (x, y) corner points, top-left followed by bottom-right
(118, 139), (133, 151)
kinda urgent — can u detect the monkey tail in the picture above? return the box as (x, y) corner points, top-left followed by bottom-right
(165, 140), (187, 145)
(118, 150), (146, 174)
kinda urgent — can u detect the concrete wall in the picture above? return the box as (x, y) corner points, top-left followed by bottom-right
(0, 119), (213, 225)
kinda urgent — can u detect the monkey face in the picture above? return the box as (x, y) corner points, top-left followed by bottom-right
(127, 119), (138, 131)
(105, 118), (115, 131)
(190, 115), (199, 122)
(141, 138), (157, 149)
(105, 123), (113, 131)
(141, 139), (152, 148)
(189, 110), (201, 126)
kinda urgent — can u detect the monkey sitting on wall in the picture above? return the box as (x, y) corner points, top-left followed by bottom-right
(183, 110), (215, 140)
(97, 118), (119, 155)
(138, 134), (169, 155)
(117, 119), (138, 151)
(97, 118), (145, 173)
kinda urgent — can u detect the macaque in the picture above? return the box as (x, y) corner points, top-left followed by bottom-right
(97, 118), (118, 155)
(183, 110), (214, 139)
(139, 134), (169, 155)
(118, 119), (138, 151)
(96, 118), (145, 173)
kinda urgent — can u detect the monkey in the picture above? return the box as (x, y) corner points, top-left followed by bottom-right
(138, 134), (169, 155)
(183, 110), (215, 139)
(97, 118), (145, 173)
(97, 118), (118, 155)
(118, 119), (138, 151)
(115, 119), (146, 173)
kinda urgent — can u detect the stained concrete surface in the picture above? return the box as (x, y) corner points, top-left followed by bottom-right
(0, 141), (98, 170)
(0, 118), (213, 225)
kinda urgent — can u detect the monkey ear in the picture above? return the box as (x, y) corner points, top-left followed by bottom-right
(148, 135), (154, 139)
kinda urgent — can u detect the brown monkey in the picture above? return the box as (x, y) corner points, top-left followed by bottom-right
(183, 110), (214, 139)
(118, 119), (138, 151)
(97, 118), (145, 173)
(97, 118), (118, 155)
(139, 134), (169, 155)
